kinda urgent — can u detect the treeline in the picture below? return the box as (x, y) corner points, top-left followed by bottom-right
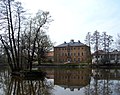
(84, 30), (120, 52)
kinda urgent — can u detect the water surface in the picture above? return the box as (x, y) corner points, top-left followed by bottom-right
(0, 66), (120, 95)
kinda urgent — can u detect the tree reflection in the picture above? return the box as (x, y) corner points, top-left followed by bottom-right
(1, 67), (120, 95)
(84, 68), (120, 95)
(0, 67), (10, 94)
(7, 76), (53, 95)
(0, 67), (54, 95)
(114, 80), (120, 94)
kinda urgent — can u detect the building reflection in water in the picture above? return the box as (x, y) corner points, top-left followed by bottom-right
(44, 67), (120, 94)
(92, 69), (120, 80)
(45, 68), (54, 79)
(54, 68), (92, 91)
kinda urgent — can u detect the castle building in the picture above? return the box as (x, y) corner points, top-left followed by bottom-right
(54, 40), (91, 63)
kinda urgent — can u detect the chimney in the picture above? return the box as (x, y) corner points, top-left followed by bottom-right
(71, 39), (74, 43)
(78, 40), (80, 43)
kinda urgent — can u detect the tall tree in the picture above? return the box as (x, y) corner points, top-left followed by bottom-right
(21, 10), (53, 70)
(85, 32), (91, 47)
(91, 30), (101, 63)
(101, 32), (113, 63)
(105, 35), (113, 52)
(116, 34), (120, 51)
(36, 30), (53, 64)
(91, 30), (101, 51)
(101, 32), (108, 52)
(0, 0), (26, 71)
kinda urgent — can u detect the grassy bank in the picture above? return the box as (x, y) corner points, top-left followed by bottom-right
(33, 63), (91, 68)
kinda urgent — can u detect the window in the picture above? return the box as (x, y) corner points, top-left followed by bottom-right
(81, 76), (83, 80)
(78, 53), (80, 56)
(82, 52), (83, 56)
(68, 53), (70, 56)
(98, 55), (99, 58)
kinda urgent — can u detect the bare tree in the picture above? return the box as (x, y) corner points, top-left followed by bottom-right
(0, 0), (53, 71)
(100, 32), (113, 63)
(0, 0), (26, 71)
(91, 30), (101, 63)
(85, 32), (91, 47)
(21, 10), (53, 70)
(36, 30), (53, 65)
(116, 34), (120, 51)
(101, 32), (108, 52)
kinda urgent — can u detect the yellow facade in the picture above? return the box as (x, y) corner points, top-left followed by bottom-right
(54, 40), (91, 63)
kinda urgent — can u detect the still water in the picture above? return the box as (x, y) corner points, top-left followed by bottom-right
(0, 66), (120, 95)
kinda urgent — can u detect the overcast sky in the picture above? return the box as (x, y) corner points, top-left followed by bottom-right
(19, 0), (120, 46)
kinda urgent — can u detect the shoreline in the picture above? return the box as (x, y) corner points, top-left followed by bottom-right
(33, 63), (120, 69)
(1, 63), (120, 69)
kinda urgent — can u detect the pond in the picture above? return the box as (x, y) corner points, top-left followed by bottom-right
(0, 66), (120, 95)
